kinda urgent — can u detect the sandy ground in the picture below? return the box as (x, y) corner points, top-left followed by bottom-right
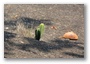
(4, 4), (84, 58)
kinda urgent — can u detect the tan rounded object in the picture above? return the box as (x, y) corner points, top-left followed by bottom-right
(62, 31), (78, 40)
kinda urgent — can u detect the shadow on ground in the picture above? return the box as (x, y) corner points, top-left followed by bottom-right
(4, 16), (84, 58)
(4, 17), (53, 30)
(17, 17), (52, 28)
(4, 31), (16, 58)
(64, 52), (84, 58)
(4, 31), (84, 58)
(4, 17), (53, 58)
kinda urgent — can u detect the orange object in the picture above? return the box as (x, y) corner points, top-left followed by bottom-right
(62, 31), (78, 40)
(51, 26), (57, 30)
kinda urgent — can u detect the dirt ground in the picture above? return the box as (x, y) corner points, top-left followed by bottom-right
(4, 4), (84, 58)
